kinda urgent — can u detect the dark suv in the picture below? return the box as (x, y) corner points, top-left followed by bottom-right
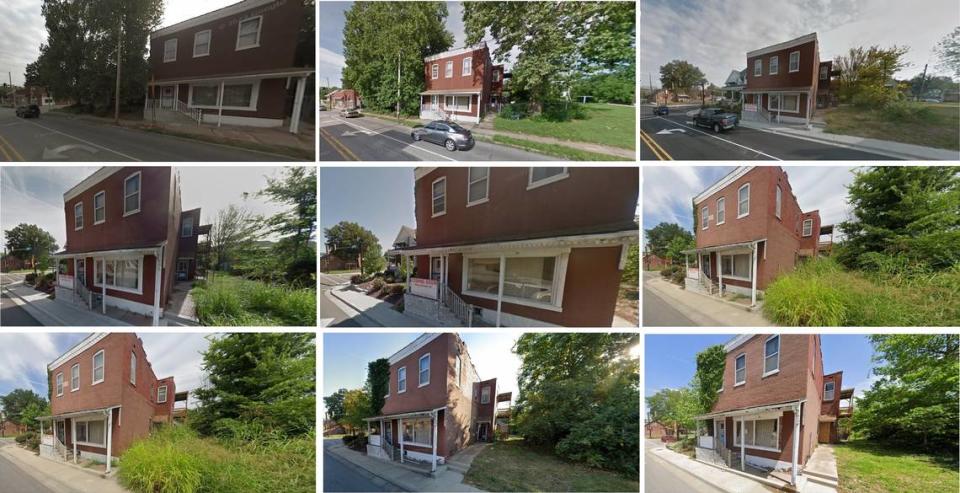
(16, 104), (40, 118)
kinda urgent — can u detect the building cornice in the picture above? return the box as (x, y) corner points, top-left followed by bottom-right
(151, 0), (276, 38)
(49, 333), (110, 371)
(693, 166), (756, 205)
(63, 167), (122, 202)
(388, 333), (444, 365)
(747, 33), (817, 59)
(423, 43), (487, 63)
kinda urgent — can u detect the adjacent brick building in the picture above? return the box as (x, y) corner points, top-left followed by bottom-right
(419, 42), (507, 124)
(743, 33), (824, 125)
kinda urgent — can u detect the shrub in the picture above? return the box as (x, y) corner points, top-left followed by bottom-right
(881, 100), (933, 122)
(370, 278), (385, 292)
(390, 284), (405, 295)
(670, 269), (685, 285)
(350, 274), (362, 284)
(15, 431), (37, 448)
(24, 273), (37, 284)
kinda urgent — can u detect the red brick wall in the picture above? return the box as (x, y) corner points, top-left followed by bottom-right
(424, 48), (489, 92)
(746, 39), (818, 90)
(382, 334), (451, 415)
(714, 334), (812, 413)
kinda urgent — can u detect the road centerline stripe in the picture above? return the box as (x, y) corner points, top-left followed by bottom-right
(653, 116), (782, 160)
(0, 133), (24, 161)
(25, 120), (142, 161)
(320, 127), (359, 161)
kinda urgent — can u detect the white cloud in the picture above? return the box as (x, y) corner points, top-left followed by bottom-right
(0, 334), (62, 393)
(140, 333), (211, 395)
(462, 334), (522, 399)
(319, 47), (345, 87)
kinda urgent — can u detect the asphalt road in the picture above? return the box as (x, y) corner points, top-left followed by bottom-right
(642, 272), (697, 327)
(323, 440), (404, 492)
(320, 273), (363, 327)
(645, 441), (722, 493)
(639, 105), (900, 160)
(1, 292), (42, 326)
(319, 112), (552, 161)
(0, 445), (58, 493)
(0, 108), (298, 161)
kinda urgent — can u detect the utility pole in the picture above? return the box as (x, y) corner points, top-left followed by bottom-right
(917, 63), (928, 101)
(114, 18), (122, 124)
(649, 73), (654, 104)
(7, 72), (11, 107)
(396, 51), (401, 122)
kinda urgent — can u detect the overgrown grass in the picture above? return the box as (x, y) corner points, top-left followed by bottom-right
(823, 103), (959, 151)
(763, 258), (959, 326)
(481, 135), (628, 161)
(834, 440), (959, 493)
(494, 103), (636, 150)
(463, 438), (639, 492)
(192, 274), (316, 326)
(119, 426), (315, 493)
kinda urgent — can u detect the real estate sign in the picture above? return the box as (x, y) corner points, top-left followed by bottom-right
(411, 278), (439, 300)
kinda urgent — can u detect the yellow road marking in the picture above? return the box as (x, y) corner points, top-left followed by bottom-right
(640, 130), (672, 161)
(0, 133), (24, 161)
(320, 127), (359, 161)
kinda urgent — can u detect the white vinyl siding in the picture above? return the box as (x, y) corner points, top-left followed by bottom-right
(467, 167), (489, 206)
(236, 16), (262, 50)
(163, 38), (177, 62)
(735, 354), (746, 386)
(763, 335), (780, 376)
(418, 354), (430, 387)
(789, 51), (800, 72)
(193, 30), (211, 57)
(802, 219), (813, 237)
(716, 198), (725, 225)
(737, 183), (750, 218)
(431, 177), (446, 217)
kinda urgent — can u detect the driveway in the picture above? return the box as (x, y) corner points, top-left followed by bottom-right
(643, 273), (697, 326)
(642, 272), (773, 327)
(324, 442), (404, 492)
(319, 113), (552, 161)
(639, 108), (898, 161)
(1, 292), (42, 326)
(0, 108), (296, 161)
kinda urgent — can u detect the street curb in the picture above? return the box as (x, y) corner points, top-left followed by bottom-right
(325, 443), (414, 492)
(326, 287), (384, 327)
(1, 285), (67, 326)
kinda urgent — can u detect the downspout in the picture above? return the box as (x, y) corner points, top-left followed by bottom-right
(101, 258), (106, 315)
(431, 409), (439, 472)
(153, 246), (163, 326)
(217, 81), (224, 127)
(399, 417), (404, 463)
(740, 416), (745, 471)
(290, 76), (306, 134)
(105, 409), (113, 473)
(71, 418), (76, 463)
(751, 242), (758, 307)
(791, 402), (801, 485)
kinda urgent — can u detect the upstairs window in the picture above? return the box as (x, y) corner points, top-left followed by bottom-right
(193, 29), (211, 57)
(182, 215), (194, 237)
(789, 51), (800, 72)
(820, 65), (828, 80)
(163, 38), (177, 62)
(735, 353), (746, 385)
(94, 191), (105, 225)
(124, 172), (141, 216)
(802, 219), (813, 237)
(93, 350), (105, 384)
(71, 363), (80, 392)
(462, 57), (472, 76)
(769, 55), (779, 75)
(419, 353), (431, 387)
(158, 385), (168, 403)
(74, 202), (83, 230)
(738, 183), (750, 218)
(493, 70), (500, 82)
(716, 197), (725, 225)
(701, 206), (709, 229)
(528, 167), (568, 189)
(56, 373), (63, 396)
(753, 58), (762, 76)
(445, 60), (453, 78)
(431, 64), (438, 80)
(130, 352), (137, 385)
(481, 386), (490, 404)
(236, 16), (262, 50)
(431, 177), (446, 217)
(824, 381), (835, 401)
(764, 335), (780, 375)
(776, 185), (782, 219)
(398, 367), (407, 393)
(467, 167), (489, 206)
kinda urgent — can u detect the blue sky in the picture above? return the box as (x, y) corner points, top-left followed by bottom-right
(0, 333), (211, 409)
(323, 332), (522, 402)
(319, 167), (417, 254)
(642, 166), (858, 247)
(644, 334), (880, 404)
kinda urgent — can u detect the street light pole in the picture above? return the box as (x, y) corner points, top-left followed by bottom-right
(114, 18), (122, 124)
(396, 51), (401, 122)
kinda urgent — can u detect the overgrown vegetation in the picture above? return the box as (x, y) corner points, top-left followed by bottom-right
(834, 440), (958, 493)
(482, 135), (627, 161)
(493, 103), (635, 150)
(192, 274), (316, 326)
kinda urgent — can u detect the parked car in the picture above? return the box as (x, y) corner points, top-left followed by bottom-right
(15, 104), (40, 118)
(411, 121), (475, 151)
(920, 98), (942, 103)
(340, 107), (361, 118)
(692, 107), (738, 133)
(653, 105), (669, 116)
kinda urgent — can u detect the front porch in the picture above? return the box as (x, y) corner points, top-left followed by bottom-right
(38, 406), (119, 474)
(363, 407), (446, 474)
(418, 90), (481, 124)
(682, 239), (764, 307)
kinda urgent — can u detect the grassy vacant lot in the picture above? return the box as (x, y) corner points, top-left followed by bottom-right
(834, 441), (959, 493)
(763, 258), (959, 326)
(494, 103), (635, 150)
(823, 103), (960, 150)
(192, 274), (316, 326)
(463, 438), (639, 492)
(119, 426), (314, 493)
(479, 134), (627, 161)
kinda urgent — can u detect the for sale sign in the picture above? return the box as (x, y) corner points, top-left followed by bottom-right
(410, 277), (439, 300)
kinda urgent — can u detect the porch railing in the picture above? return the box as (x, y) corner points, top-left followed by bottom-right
(75, 278), (92, 309)
(144, 98), (203, 125)
(440, 284), (474, 327)
(53, 432), (68, 461)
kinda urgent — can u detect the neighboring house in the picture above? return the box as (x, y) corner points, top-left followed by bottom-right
(385, 225), (417, 270)
(643, 253), (671, 271)
(395, 167), (639, 327)
(681, 166), (832, 306)
(722, 69), (747, 102)
(319, 253), (358, 272)
(645, 420), (672, 439)
(693, 334), (852, 487)
(815, 60), (839, 108)
(742, 33), (822, 125)
(363, 333), (504, 472)
(1, 416), (26, 437)
(419, 42), (507, 123)
(51, 167), (211, 325)
(325, 89), (360, 110)
(1, 254), (30, 272)
(37, 333), (184, 473)
(146, 0), (314, 133)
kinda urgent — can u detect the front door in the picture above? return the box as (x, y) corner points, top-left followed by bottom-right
(702, 254), (711, 279)
(818, 422), (831, 443)
(478, 422), (490, 441)
(55, 420), (65, 444)
(431, 95), (438, 115)
(160, 86), (175, 108)
(177, 260), (189, 280)
(716, 419), (726, 450)
(76, 258), (86, 286)
(430, 256), (442, 281)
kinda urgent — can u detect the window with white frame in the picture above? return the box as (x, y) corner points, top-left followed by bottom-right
(182, 215), (194, 237)
(402, 418), (432, 446)
(190, 83), (256, 109)
(735, 418), (779, 450)
(445, 60), (453, 78)
(124, 172), (140, 216)
(163, 38), (177, 62)
(716, 198), (725, 225)
(76, 419), (106, 446)
(464, 254), (564, 307)
(71, 363), (80, 391)
(432, 177), (446, 217)
(158, 385), (168, 403)
(764, 335), (780, 375)
(720, 254), (752, 280)
(93, 350), (104, 384)
(467, 167), (489, 205)
(754, 59), (762, 76)
(769, 55), (779, 75)
(130, 352), (137, 385)
(222, 83), (254, 107)
(56, 373), (63, 396)
(191, 85), (218, 106)
(493, 70), (500, 82)
(802, 219), (813, 237)
(768, 93), (800, 113)
(444, 95), (471, 112)
(528, 167), (568, 189)
(701, 206), (709, 229)
(94, 191), (105, 224)
(820, 65), (828, 80)
(398, 367), (407, 393)
(193, 30), (211, 57)
(74, 202), (83, 230)
(431, 64), (438, 79)
(738, 183), (750, 218)
(464, 257), (499, 294)
(462, 57), (472, 76)
(735, 354), (746, 385)
(824, 381), (835, 401)
(789, 51), (800, 72)
(419, 353), (430, 386)
(95, 257), (141, 292)
(776, 185), (782, 219)
(236, 16), (261, 50)
(481, 386), (490, 404)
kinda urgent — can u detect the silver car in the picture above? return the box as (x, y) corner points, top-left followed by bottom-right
(411, 120), (475, 151)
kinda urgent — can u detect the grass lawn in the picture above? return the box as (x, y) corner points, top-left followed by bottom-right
(494, 103), (636, 150)
(823, 103), (959, 150)
(321, 269), (359, 275)
(191, 273), (316, 326)
(478, 134), (628, 161)
(359, 110), (422, 128)
(463, 438), (639, 492)
(834, 441), (959, 493)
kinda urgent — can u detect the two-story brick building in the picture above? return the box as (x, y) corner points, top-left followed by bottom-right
(146, 0), (314, 133)
(682, 166), (832, 306)
(394, 167), (639, 327)
(51, 167), (210, 325)
(37, 333), (181, 472)
(742, 33), (822, 125)
(693, 334), (852, 487)
(419, 42), (506, 123)
(362, 333), (502, 472)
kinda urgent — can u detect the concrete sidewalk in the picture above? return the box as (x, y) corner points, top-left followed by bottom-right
(0, 442), (128, 493)
(324, 439), (482, 492)
(739, 119), (959, 160)
(1, 283), (130, 326)
(648, 445), (780, 493)
(644, 276), (772, 327)
(328, 286), (444, 327)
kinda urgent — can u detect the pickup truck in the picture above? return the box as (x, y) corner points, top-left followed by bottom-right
(692, 107), (738, 133)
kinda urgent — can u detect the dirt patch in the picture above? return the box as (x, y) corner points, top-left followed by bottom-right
(616, 284), (639, 325)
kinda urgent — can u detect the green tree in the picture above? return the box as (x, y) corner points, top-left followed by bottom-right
(659, 60), (706, 97)
(665, 235), (695, 264)
(210, 204), (259, 272)
(3, 224), (58, 275)
(621, 246), (640, 284)
(364, 358), (390, 417)
(192, 333), (316, 439)
(837, 166), (960, 272)
(693, 345), (725, 414)
(834, 45), (910, 106)
(323, 388), (348, 422)
(342, 388), (371, 435)
(0, 389), (47, 425)
(341, 1), (453, 115)
(646, 387), (698, 437)
(644, 222), (694, 259)
(323, 221), (383, 276)
(853, 335), (959, 452)
(933, 26), (960, 80)
(259, 167), (317, 284)
(19, 401), (51, 432)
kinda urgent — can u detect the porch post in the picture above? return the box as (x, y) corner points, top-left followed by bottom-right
(718, 253), (724, 296)
(101, 258), (106, 314)
(740, 416), (745, 471)
(495, 255), (506, 327)
(751, 243), (758, 307)
(71, 419), (77, 463)
(405, 255), (411, 291)
(106, 409), (113, 473)
(431, 410), (439, 472)
(153, 247), (162, 326)
(290, 76), (307, 134)
(791, 404), (801, 485)
(217, 80), (224, 127)
(398, 417), (404, 463)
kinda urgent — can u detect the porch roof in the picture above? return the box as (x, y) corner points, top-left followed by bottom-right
(742, 87), (814, 93)
(363, 406), (447, 421)
(38, 405), (119, 421)
(148, 67), (314, 86)
(681, 239), (765, 255)
(419, 89), (482, 95)
(695, 399), (804, 420)
(395, 226), (638, 256)
(52, 242), (165, 258)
